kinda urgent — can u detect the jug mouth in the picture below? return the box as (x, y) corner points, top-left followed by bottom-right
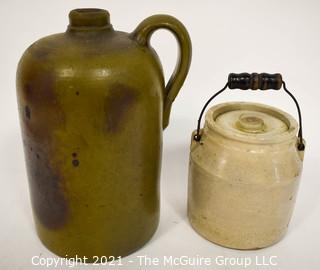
(68, 8), (113, 31)
(205, 102), (298, 145)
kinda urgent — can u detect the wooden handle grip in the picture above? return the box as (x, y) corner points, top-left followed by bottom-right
(228, 73), (283, 90)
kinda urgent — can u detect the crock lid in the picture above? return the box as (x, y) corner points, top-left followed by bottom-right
(205, 102), (298, 145)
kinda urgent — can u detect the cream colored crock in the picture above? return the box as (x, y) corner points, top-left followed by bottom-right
(188, 102), (305, 249)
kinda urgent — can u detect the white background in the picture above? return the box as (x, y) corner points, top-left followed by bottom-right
(1, 0), (319, 269)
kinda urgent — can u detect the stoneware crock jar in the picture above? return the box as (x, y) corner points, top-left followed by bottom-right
(188, 73), (305, 249)
(16, 8), (191, 260)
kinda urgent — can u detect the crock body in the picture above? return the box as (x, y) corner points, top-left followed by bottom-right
(188, 102), (304, 249)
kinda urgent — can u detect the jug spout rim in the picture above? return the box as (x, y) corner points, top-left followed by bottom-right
(68, 8), (113, 32)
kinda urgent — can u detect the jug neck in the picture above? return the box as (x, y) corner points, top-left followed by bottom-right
(67, 9), (114, 32)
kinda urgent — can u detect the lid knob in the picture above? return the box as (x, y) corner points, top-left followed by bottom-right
(237, 113), (265, 133)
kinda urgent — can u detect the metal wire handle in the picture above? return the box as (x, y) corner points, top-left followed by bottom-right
(193, 73), (305, 151)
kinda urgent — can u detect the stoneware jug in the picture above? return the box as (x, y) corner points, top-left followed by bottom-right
(16, 8), (191, 260)
(188, 73), (305, 249)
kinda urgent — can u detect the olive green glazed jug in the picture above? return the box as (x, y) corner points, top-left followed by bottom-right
(16, 8), (191, 260)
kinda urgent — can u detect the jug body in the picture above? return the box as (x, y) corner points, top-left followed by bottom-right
(188, 102), (304, 249)
(16, 9), (191, 259)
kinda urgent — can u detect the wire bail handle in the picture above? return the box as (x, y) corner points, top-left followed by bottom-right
(193, 73), (305, 151)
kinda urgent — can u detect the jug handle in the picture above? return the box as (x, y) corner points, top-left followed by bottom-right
(131, 15), (192, 129)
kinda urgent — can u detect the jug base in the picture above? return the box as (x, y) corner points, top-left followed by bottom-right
(35, 220), (159, 263)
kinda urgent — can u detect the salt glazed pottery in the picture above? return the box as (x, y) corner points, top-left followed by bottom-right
(188, 73), (305, 249)
(16, 8), (191, 260)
